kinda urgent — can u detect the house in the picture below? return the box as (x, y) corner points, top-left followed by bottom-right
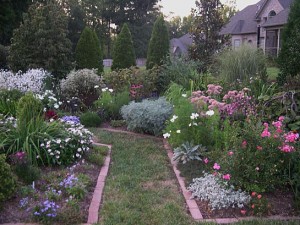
(170, 33), (193, 57)
(220, 0), (293, 56)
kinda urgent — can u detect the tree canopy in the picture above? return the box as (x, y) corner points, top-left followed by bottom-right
(8, 0), (73, 79)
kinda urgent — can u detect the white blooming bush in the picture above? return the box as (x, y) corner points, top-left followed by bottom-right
(35, 90), (62, 111)
(0, 69), (51, 93)
(188, 173), (251, 210)
(60, 69), (103, 107)
(38, 116), (93, 165)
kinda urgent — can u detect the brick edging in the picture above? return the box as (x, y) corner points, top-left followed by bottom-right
(163, 139), (300, 224)
(87, 142), (112, 224)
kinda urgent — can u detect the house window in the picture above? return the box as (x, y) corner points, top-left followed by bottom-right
(234, 39), (241, 48)
(268, 10), (276, 17)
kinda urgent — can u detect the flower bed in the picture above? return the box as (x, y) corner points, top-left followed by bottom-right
(0, 145), (108, 224)
(164, 84), (300, 218)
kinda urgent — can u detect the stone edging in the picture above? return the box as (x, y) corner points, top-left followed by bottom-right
(87, 142), (112, 224)
(163, 139), (300, 224)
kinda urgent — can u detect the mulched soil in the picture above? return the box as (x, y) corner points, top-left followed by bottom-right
(0, 159), (102, 224)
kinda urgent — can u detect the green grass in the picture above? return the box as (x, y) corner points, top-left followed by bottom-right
(267, 67), (280, 81)
(90, 129), (299, 225)
(91, 129), (198, 225)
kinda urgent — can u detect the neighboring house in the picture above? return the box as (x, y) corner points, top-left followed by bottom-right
(170, 33), (193, 57)
(220, 0), (293, 56)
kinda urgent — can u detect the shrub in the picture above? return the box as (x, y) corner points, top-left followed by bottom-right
(75, 27), (103, 73)
(0, 154), (17, 204)
(94, 88), (130, 120)
(10, 151), (41, 184)
(217, 45), (267, 83)
(80, 112), (102, 127)
(60, 69), (103, 107)
(0, 89), (24, 117)
(16, 92), (44, 127)
(111, 23), (136, 70)
(0, 69), (51, 93)
(158, 57), (203, 94)
(121, 97), (173, 136)
(103, 67), (159, 99)
(146, 15), (169, 69)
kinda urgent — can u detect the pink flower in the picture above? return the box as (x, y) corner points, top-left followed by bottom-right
(261, 129), (271, 138)
(276, 128), (283, 134)
(251, 192), (257, 197)
(257, 194), (262, 199)
(203, 158), (209, 164)
(213, 163), (220, 170)
(284, 132), (299, 143)
(242, 140), (247, 148)
(240, 210), (247, 215)
(256, 146), (263, 151)
(263, 122), (269, 128)
(278, 116), (285, 122)
(272, 121), (282, 129)
(228, 151), (234, 156)
(279, 144), (295, 153)
(223, 174), (231, 180)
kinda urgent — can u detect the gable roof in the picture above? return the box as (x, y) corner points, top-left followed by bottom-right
(220, 1), (264, 35)
(262, 7), (290, 27)
(220, 0), (293, 35)
(170, 33), (193, 55)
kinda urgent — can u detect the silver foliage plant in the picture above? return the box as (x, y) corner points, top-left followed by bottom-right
(121, 97), (173, 136)
(188, 173), (251, 210)
(172, 142), (205, 164)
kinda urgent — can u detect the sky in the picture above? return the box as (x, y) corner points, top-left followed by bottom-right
(160, 0), (259, 18)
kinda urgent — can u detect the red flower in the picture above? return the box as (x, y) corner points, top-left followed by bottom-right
(251, 192), (256, 197)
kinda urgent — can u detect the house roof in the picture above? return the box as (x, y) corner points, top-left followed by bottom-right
(262, 7), (290, 27)
(170, 33), (193, 55)
(220, 0), (293, 35)
(220, 1), (264, 35)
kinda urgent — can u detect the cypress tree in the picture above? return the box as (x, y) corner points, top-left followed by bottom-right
(111, 23), (136, 71)
(75, 27), (103, 73)
(146, 15), (170, 70)
(277, 0), (300, 83)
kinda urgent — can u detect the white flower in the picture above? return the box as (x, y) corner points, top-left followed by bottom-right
(56, 139), (61, 144)
(49, 119), (54, 122)
(205, 110), (215, 116)
(189, 123), (192, 127)
(108, 88), (113, 93)
(56, 155), (60, 159)
(176, 130), (181, 133)
(77, 148), (82, 152)
(40, 143), (45, 147)
(170, 115), (178, 123)
(163, 133), (171, 138)
(182, 94), (187, 97)
(101, 88), (107, 92)
(76, 153), (80, 157)
(54, 103), (59, 109)
(190, 113), (199, 120)
(65, 138), (71, 142)
(94, 85), (99, 88)
(48, 149), (52, 153)
(50, 153), (54, 156)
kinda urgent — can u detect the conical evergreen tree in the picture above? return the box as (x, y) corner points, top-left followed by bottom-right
(75, 27), (103, 73)
(278, 0), (300, 83)
(146, 15), (170, 69)
(111, 23), (136, 70)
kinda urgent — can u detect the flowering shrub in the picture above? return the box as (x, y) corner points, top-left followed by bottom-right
(35, 90), (62, 111)
(206, 116), (299, 193)
(60, 69), (102, 107)
(39, 120), (93, 165)
(0, 69), (51, 93)
(188, 173), (251, 210)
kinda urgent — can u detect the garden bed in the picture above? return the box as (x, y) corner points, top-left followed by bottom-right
(0, 145), (108, 225)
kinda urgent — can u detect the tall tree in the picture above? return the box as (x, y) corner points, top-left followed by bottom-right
(167, 15), (195, 38)
(277, 0), (300, 84)
(146, 15), (170, 69)
(75, 27), (103, 72)
(189, 0), (224, 73)
(220, 0), (237, 23)
(111, 23), (136, 70)
(0, 0), (33, 45)
(8, 0), (73, 79)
